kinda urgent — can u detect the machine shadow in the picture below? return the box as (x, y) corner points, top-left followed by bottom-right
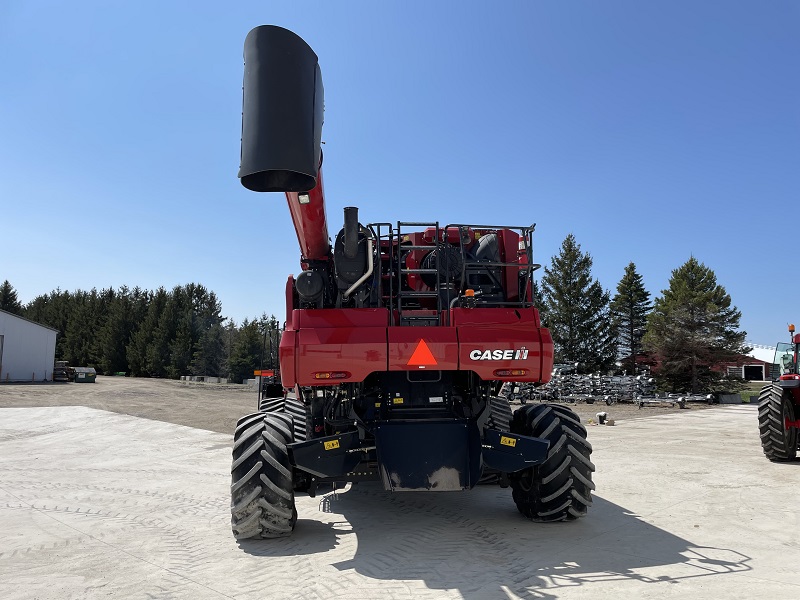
(295, 482), (751, 599)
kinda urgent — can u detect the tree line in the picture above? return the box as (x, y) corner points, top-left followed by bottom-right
(2, 234), (748, 393)
(535, 234), (749, 393)
(0, 281), (279, 384)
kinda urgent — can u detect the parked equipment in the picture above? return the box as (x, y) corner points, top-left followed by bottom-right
(230, 25), (594, 539)
(759, 324), (800, 461)
(53, 360), (71, 382)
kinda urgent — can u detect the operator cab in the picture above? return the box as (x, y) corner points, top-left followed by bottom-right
(776, 323), (800, 387)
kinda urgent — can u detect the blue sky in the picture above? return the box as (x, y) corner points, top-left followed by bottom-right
(1, 1), (797, 346)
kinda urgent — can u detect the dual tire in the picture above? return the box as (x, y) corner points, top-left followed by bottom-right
(230, 412), (297, 539)
(509, 404), (595, 521)
(231, 401), (596, 537)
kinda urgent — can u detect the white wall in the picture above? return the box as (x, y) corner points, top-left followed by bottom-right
(0, 311), (57, 382)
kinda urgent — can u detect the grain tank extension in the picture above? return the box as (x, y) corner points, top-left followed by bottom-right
(231, 25), (595, 539)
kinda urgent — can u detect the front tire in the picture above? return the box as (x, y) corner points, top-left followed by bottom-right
(509, 404), (595, 522)
(230, 412), (297, 539)
(758, 384), (798, 462)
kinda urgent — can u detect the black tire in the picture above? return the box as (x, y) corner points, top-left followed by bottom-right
(230, 412), (297, 539)
(284, 397), (308, 442)
(487, 396), (513, 431)
(509, 404), (595, 522)
(258, 396), (285, 412)
(758, 384), (798, 462)
(258, 396), (308, 444)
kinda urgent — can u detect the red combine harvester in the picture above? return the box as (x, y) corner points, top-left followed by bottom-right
(231, 25), (594, 539)
(759, 324), (800, 461)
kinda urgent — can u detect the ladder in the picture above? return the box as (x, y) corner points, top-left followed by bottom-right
(395, 221), (442, 326)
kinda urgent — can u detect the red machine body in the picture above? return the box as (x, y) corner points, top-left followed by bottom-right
(281, 306), (553, 388)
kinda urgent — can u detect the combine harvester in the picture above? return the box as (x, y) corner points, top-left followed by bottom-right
(231, 25), (595, 538)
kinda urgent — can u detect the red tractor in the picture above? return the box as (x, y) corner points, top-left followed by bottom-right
(231, 25), (594, 539)
(759, 324), (800, 461)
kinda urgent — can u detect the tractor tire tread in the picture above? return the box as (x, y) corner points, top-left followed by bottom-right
(509, 403), (594, 522)
(230, 412), (297, 539)
(758, 384), (798, 462)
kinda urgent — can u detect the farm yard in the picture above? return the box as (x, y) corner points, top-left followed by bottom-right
(1, 377), (797, 599)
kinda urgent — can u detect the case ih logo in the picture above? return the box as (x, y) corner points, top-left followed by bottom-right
(469, 348), (529, 361)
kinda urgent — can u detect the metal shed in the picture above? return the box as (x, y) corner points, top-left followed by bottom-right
(0, 309), (58, 382)
(73, 367), (97, 383)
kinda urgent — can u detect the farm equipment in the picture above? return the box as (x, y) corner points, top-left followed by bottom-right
(506, 367), (659, 406)
(758, 324), (800, 461)
(230, 25), (594, 539)
(53, 360), (71, 382)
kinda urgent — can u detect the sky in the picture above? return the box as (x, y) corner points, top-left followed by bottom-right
(1, 1), (798, 347)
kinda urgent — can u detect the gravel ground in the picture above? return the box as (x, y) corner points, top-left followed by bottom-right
(0, 375), (722, 434)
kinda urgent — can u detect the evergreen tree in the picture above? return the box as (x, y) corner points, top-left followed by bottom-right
(610, 262), (652, 374)
(0, 280), (22, 314)
(19, 281), (266, 381)
(24, 289), (71, 357)
(644, 256), (748, 393)
(127, 288), (167, 376)
(168, 308), (194, 378)
(62, 290), (98, 367)
(540, 234), (617, 373)
(228, 319), (263, 383)
(97, 286), (141, 375)
(531, 279), (548, 325)
(148, 289), (179, 377)
(192, 323), (226, 376)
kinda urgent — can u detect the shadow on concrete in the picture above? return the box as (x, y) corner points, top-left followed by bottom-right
(235, 518), (342, 556)
(245, 482), (752, 599)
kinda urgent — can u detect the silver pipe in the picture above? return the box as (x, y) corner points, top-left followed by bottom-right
(343, 230), (374, 299)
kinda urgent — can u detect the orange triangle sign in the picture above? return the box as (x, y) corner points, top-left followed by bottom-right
(407, 339), (438, 366)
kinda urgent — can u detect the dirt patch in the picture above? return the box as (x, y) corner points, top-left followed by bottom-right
(0, 376), (726, 435)
(0, 377), (260, 435)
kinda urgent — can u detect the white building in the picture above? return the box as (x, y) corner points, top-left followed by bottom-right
(0, 309), (58, 382)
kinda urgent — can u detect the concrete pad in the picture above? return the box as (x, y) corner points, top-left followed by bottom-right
(0, 405), (799, 599)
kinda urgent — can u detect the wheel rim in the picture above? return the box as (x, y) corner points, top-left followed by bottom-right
(518, 468), (534, 492)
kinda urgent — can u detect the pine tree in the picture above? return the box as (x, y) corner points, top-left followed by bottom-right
(228, 319), (263, 383)
(610, 262), (651, 375)
(148, 289), (180, 378)
(127, 288), (167, 376)
(18, 280), (271, 381)
(97, 286), (141, 375)
(192, 323), (226, 377)
(0, 280), (22, 314)
(62, 290), (98, 367)
(531, 279), (548, 325)
(168, 309), (194, 378)
(644, 256), (748, 393)
(540, 234), (617, 373)
(24, 288), (71, 357)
